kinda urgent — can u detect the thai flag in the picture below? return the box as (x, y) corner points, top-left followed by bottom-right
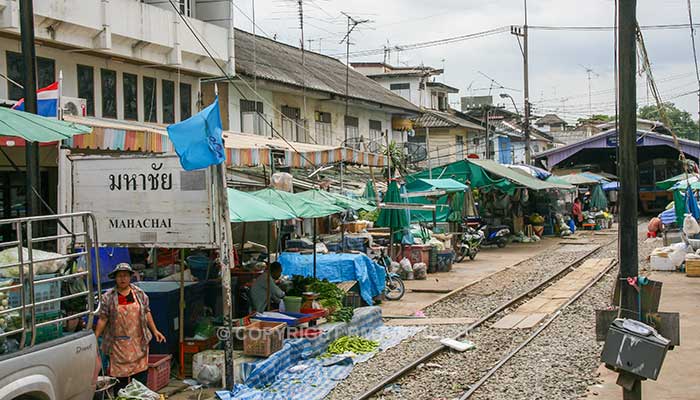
(12, 82), (59, 117)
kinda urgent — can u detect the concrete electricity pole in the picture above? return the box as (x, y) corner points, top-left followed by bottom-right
(511, 0), (531, 164)
(19, 0), (41, 218)
(618, 1), (641, 399)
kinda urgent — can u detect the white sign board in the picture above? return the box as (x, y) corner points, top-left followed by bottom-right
(71, 154), (218, 248)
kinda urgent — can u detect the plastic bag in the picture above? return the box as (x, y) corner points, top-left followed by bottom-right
(116, 379), (159, 400)
(270, 172), (293, 192)
(413, 262), (427, 280)
(398, 258), (413, 280)
(683, 214), (700, 236)
(197, 364), (222, 385)
(0, 247), (68, 278)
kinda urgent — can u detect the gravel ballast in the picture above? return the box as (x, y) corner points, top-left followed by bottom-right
(326, 233), (618, 400)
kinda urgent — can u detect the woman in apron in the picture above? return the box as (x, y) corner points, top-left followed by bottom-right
(95, 263), (166, 392)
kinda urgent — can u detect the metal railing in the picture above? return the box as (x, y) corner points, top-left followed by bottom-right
(0, 212), (101, 350)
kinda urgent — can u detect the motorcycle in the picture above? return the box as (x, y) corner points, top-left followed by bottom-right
(463, 216), (510, 249)
(373, 248), (405, 301)
(456, 223), (484, 262)
(481, 224), (510, 248)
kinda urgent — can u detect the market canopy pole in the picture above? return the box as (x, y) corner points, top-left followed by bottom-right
(618, 1), (641, 399)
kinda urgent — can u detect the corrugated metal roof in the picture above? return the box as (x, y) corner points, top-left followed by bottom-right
(233, 29), (420, 113)
(413, 110), (485, 131)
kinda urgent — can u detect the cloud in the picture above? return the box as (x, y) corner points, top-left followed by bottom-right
(236, 0), (700, 121)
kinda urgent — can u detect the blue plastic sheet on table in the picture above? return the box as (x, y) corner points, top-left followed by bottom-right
(216, 307), (423, 400)
(278, 252), (385, 305)
(239, 307), (383, 389)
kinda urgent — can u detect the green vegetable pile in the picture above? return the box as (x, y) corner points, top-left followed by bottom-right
(309, 280), (345, 311)
(329, 306), (354, 323)
(324, 335), (378, 356)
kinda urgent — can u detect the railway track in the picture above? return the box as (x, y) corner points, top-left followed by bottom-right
(353, 238), (618, 400)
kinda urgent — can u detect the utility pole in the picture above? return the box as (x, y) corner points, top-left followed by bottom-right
(19, 0), (40, 218)
(339, 12), (370, 190)
(511, 1), (531, 164)
(618, 1), (641, 399)
(426, 126), (432, 178)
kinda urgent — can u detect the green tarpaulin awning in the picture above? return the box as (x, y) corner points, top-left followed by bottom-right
(0, 107), (92, 142)
(407, 159), (513, 194)
(657, 173), (689, 190)
(251, 188), (344, 218)
(296, 190), (376, 212)
(228, 188), (296, 222)
(405, 178), (469, 193)
(404, 178), (469, 223)
(469, 159), (574, 191)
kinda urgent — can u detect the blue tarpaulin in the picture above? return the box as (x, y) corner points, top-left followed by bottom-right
(167, 96), (225, 171)
(216, 307), (422, 400)
(278, 252), (385, 305)
(686, 186), (700, 219)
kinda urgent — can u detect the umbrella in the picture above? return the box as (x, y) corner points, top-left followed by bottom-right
(376, 181), (410, 257)
(589, 184), (608, 210)
(686, 186), (700, 220)
(602, 181), (620, 191)
(364, 181), (378, 205)
(674, 189), (686, 226)
(252, 188), (343, 278)
(0, 107), (92, 142)
(669, 176), (700, 191)
(557, 174), (600, 186)
(252, 188), (343, 218)
(227, 188), (295, 222)
(296, 190), (375, 212)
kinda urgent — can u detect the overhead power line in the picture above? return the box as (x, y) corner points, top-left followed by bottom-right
(336, 23), (700, 59)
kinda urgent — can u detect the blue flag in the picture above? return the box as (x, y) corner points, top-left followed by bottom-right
(167, 97), (225, 171)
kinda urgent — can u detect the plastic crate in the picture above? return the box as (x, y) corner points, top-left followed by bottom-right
(436, 250), (455, 272)
(243, 321), (286, 357)
(180, 336), (218, 377)
(8, 274), (61, 315)
(146, 354), (172, 392)
(26, 310), (64, 344)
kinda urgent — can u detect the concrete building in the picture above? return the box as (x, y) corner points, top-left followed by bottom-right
(0, 0), (235, 227)
(0, 0), (236, 123)
(410, 110), (485, 166)
(534, 113), (567, 133)
(350, 62), (458, 111)
(203, 34), (419, 151)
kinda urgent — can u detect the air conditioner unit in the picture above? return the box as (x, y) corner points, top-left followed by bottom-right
(61, 96), (87, 117)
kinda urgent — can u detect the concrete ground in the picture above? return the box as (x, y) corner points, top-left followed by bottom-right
(585, 271), (700, 400)
(380, 236), (562, 316)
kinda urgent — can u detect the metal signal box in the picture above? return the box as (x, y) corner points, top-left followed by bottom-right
(600, 318), (671, 380)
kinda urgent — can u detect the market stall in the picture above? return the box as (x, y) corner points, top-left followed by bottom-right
(278, 252), (385, 305)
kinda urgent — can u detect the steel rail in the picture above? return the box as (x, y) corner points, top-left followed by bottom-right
(354, 239), (615, 400)
(459, 259), (618, 399)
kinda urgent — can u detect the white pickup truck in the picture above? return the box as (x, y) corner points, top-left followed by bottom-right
(0, 213), (102, 400)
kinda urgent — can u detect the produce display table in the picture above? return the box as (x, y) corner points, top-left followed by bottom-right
(278, 252), (385, 305)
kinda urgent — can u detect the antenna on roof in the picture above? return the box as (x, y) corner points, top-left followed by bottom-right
(339, 11), (372, 191)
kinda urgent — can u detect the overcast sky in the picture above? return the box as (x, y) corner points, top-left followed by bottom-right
(233, 0), (700, 123)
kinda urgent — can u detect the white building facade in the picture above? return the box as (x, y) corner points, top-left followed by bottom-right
(0, 0), (234, 123)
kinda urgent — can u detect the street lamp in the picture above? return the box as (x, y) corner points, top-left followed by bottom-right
(500, 93), (520, 115)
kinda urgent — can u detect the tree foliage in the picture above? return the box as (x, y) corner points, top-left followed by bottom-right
(638, 102), (699, 139)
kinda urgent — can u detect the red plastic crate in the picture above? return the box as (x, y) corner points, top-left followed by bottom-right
(146, 354), (172, 392)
